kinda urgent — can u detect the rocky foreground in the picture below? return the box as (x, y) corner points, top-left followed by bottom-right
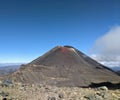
(0, 82), (120, 100)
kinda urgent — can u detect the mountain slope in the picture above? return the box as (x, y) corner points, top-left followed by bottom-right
(117, 71), (120, 76)
(6, 46), (120, 87)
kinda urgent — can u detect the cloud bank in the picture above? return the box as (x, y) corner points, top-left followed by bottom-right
(91, 26), (120, 70)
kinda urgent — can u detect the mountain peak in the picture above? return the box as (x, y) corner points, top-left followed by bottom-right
(5, 46), (120, 87)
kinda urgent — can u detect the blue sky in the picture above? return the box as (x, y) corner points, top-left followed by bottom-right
(0, 0), (120, 63)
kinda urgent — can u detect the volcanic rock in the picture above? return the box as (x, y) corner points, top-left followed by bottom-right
(6, 46), (120, 87)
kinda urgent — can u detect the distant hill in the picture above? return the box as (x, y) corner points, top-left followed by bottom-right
(110, 66), (120, 71)
(5, 46), (120, 87)
(0, 63), (22, 76)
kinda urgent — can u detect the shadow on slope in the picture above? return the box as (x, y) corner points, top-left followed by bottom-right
(89, 82), (120, 89)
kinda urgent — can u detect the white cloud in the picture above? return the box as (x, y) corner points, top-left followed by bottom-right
(91, 26), (120, 70)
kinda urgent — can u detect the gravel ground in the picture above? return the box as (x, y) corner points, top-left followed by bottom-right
(0, 83), (120, 100)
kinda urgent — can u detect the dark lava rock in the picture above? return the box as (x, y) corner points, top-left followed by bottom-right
(48, 97), (56, 100)
(58, 93), (64, 98)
